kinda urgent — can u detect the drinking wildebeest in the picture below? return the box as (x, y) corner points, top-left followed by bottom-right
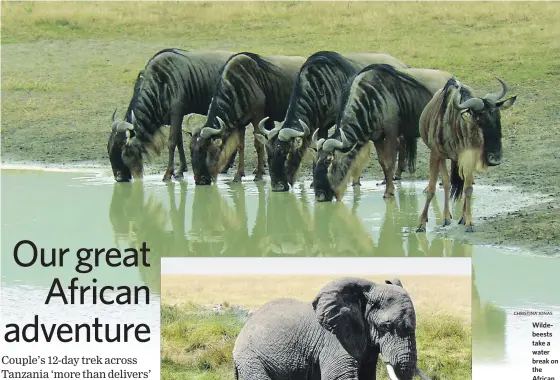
(107, 48), (237, 182)
(255, 51), (408, 192)
(312, 64), (453, 202)
(189, 52), (306, 185)
(416, 77), (516, 233)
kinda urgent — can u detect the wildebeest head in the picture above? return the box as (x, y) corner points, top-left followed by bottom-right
(107, 109), (144, 182)
(313, 127), (370, 202)
(256, 117), (311, 192)
(453, 77), (517, 167)
(190, 116), (238, 185)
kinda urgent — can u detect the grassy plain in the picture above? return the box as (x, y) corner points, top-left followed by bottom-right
(160, 274), (472, 380)
(1, 2), (559, 251)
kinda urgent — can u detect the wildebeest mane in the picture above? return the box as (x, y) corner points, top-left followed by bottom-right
(335, 63), (434, 147)
(438, 77), (476, 201)
(283, 51), (359, 131)
(125, 70), (145, 123)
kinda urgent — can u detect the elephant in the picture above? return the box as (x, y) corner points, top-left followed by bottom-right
(232, 277), (432, 380)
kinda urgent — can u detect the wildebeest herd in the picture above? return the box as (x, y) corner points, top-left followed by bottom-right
(108, 48), (517, 233)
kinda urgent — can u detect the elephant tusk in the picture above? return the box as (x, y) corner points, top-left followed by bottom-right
(415, 366), (432, 380)
(386, 364), (401, 380)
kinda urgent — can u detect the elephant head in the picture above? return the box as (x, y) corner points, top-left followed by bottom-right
(312, 277), (431, 380)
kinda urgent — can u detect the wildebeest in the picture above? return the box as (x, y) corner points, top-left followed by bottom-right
(416, 77), (516, 233)
(189, 52), (306, 185)
(313, 64), (452, 202)
(255, 51), (408, 192)
(107, 48), (237, 182)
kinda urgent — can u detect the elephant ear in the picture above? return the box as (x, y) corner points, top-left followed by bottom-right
(312, 277), (374, 359)
(385, 278), (403, 288)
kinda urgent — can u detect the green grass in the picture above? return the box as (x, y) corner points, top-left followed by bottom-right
(161, 302), (471, 380)
(161, 303), (244, 380)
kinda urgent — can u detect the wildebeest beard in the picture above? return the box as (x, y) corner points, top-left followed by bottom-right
(267, 135), (309, 192)
(190, 130), (240, 185)
(314, 142), (371, 202)
(475, 104), (503, 167)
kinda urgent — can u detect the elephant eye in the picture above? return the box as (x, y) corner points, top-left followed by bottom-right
(377, 321), (392, 332)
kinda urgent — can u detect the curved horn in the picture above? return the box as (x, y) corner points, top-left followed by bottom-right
(200, 126), (222, 139)
(339, 129), (351, 148)
(310, 129), (325, 151)
(200, 117), (226, 139)
(327, 125), (336, 138)
(111, 109), (120, 130)
(453, 91), (485, 112)
(322, 138), (344, 152)
(216, 116), (227, 132)
(484, 77), (508, 103)
(257, 116), (282, 140)
(385, 364), (400, 380)
(131, 110), (137, 125)
(298, 119), (311, 136)
(278, 128), (305, 142)
(416, 367), (432, 380)
(115, 121), (134, 133)
(277, 119), (310, 142)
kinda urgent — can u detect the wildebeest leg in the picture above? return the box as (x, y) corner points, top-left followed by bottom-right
(382, 136), (398, 198)
(458, 199), (467, 225)
(394, 137), (406, 181)
(374, 139), (394, 198)
(233, 128), (246, 183)
(440, 160), (452, 227)
(416, 150), (441, 232)
(463, 175), (475, 232)
(221, 150), (237, 174)
(252, 120), (266, 181)
(164, 114), (185, 181)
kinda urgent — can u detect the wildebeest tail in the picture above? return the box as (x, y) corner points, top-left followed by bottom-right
(402, 136), (417, 173)
(450, 160), (464, 201)
(234, 363), (239, 380)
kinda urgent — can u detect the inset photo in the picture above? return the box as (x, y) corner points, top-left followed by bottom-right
(160, 258), (472, 380)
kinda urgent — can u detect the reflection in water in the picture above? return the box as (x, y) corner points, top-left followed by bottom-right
(108, 181), (473, 269)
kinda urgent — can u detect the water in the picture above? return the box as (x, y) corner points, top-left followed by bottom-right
(2, 167), (559, 375)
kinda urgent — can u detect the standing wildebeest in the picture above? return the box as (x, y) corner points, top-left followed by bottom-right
(416, 77), (516, 233)
(107, 48), (237, 182)
(189, 52), (306, 185)
(313, 64), (452, 202)
(255, 51), (408, 192)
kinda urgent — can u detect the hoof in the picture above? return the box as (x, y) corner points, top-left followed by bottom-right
(253, 175), (264, 182)
(458, 216), (465, 225)
(352, 181), (361, 187)
(383, 193), (394, 199)
(443, 219), (451, 227)
(416, 226), (426, 233)
(174, 172), (184, 180)
(162, 174), (173, 182)
(309, 182), (314, 188)
(381, 180), (387, 185)
(220, 168), (230, 174)
(466, 225), (474, 233)
(393, 176), (402, 181)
